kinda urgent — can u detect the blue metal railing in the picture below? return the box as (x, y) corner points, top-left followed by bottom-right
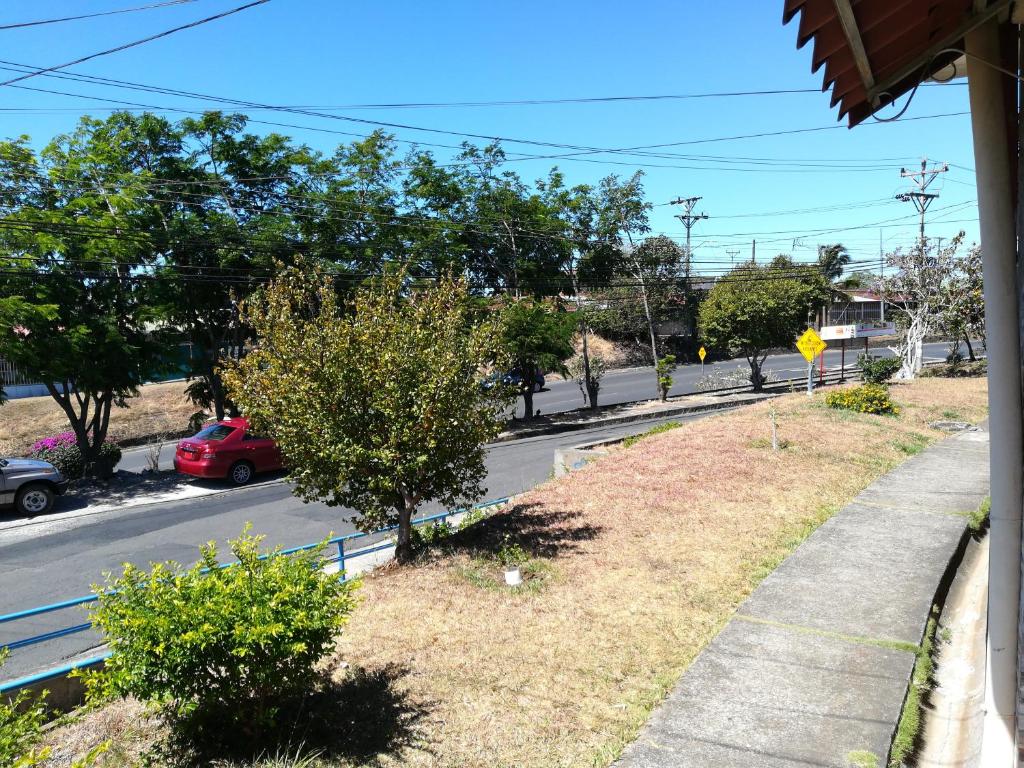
(0, 497), (508, 693)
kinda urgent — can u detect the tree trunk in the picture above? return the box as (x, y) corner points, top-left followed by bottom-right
(580, 327), (599, 410)
(635, 267), (660, 395)
(585, 377), (599, 410)
(748, 357), (764, 392)
(964, 335), (976, 362)
(522, 380), (535, 421)
(394, 500), (415, 564)
(46, 384), (113, 478)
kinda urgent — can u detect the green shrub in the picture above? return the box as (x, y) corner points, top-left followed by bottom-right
(81, 529), (358, 747)
(969, 497), (991, 534)
(825, 384), (899, 415)
(919, 359), (987, 378)
(856, 354), (902, 385)
(0, 650), (47, 767)
(496, 534), (528, 568)
(29, 441), (121, 479)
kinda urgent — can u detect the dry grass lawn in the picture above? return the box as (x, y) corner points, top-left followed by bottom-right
(0, 381), (197, 456)
(41, 378), (988, 768)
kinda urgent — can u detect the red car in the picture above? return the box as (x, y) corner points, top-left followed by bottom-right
(174, 417), (283, 485)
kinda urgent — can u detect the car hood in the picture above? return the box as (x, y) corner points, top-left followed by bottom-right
(2, 458), (59, 475)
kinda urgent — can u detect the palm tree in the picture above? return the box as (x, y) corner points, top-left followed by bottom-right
(817, 243), (851, 282)
(817, 244), (851, 326)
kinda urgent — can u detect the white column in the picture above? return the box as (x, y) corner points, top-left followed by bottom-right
(967, 18), (1024, 766)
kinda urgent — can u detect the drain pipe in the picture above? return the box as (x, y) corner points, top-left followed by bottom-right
(966, 18), (1024, 766)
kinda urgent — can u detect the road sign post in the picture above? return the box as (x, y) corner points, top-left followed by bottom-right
(698, 345), (706, 375)
(796, 328), (827, 397)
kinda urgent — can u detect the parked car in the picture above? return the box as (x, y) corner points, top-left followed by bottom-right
(481, 367), (545, 393)
(173, 417), (283, 485)
(0, 457), (69, 515)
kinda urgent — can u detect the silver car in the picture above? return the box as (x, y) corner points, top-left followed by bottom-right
(0, 458), (69, 515)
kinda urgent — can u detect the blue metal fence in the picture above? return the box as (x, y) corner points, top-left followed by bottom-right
(0, 497), (508, 694)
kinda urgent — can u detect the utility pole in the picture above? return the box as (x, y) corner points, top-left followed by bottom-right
(751, 239), (757, 263)
(726, 249), (740, 264)
(669, 196), (708, 280)
(879, 228), (885, 322)
(896, 158), (948, 247)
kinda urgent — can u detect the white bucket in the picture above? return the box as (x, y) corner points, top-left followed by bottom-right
(503, 567), (522, 586)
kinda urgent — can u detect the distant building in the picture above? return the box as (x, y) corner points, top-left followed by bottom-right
(826, 289), (889, 325)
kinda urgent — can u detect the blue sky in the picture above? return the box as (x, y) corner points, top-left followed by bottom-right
(0, 1), (979, 275)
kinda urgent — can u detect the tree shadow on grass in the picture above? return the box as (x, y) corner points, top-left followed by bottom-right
(429, 502), (603, 561)
(156, 664), (430, 767)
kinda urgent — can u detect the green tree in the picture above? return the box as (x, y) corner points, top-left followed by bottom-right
(153, 112), (318, 420)
(939, 244), (984, 361)
(0, 129), (169, 474)
(537, 174), (618, 410)
(699, 260), (827, 391)
(497, 299), (576, 419)
(223, 264), (511, 563)
(817, 243), (851, 282)
(453, 144), (571, 298)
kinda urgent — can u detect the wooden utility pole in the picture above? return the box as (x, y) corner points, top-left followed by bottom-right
(669, 196), (708, 280)
(896, 158), (948, 247)
(751, 239), (757, 263)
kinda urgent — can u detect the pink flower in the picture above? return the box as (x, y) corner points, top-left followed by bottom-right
(31, 432), (77, 453)
(12, 325), (29, 338)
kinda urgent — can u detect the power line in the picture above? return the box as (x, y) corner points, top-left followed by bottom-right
(0, 1), (271, 88)
(0, 1), (198, 31)
(0, 57), (973, 163)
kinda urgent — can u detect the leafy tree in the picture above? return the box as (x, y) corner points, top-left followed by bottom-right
(223, 264), (510, 563)
(699, 260), (827, 391)
(566, 351), (606, 409)
(496, 299), (576, 419)
(939, 244), (984, 361)
(816, 242), (851, 324)
(445, 144), (571, 298)
(0, 129), (169, 474)
(594, 235), (686, 358)
(878, 234), (964, 377)
(817, 243), (851, 282)
(152, 112), (318, 420)
(538, 174), (619, 410)
(656, 354), (677, 401)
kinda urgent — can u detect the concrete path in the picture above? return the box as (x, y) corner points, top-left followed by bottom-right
(616, 425), (990, 768)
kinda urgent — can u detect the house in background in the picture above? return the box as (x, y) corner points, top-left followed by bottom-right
(827, 288), (888, 325)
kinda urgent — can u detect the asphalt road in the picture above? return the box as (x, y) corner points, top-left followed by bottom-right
(116, 341), (966, 473)
(0, 410), (717, 683)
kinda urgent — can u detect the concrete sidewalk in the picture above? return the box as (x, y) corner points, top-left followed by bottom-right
(616, 425), (990, 767)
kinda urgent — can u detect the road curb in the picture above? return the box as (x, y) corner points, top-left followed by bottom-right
(493, 394), (777, 444)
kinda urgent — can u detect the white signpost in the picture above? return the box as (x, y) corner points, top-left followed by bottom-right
(818, 322), (896, 380)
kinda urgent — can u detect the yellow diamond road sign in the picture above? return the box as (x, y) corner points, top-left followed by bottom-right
(698, 346), (706, 362)
(796, 328), (826, 363)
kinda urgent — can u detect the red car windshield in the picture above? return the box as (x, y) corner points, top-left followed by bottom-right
(193, 424), (237, 442)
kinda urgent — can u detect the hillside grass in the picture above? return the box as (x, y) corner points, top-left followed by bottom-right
(0, 381), (197, 456)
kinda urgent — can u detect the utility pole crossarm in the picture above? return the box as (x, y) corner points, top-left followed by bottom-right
(895, 158), (948, 246)
(670, 196), (709, 282)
